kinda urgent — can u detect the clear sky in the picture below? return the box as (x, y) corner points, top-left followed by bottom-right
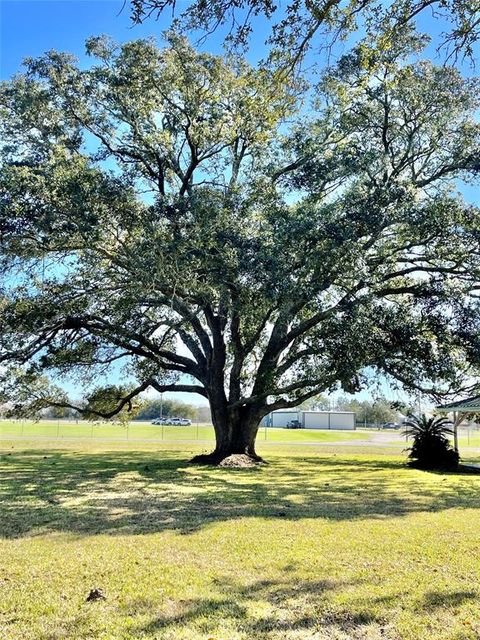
(1, 0), (166, 79)
(1, 1), (478, 409)
(0, 0), (274, 80)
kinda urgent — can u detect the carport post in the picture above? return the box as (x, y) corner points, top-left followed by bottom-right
(453, 411), (459, 455)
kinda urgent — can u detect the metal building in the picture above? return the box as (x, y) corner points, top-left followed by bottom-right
(263, 409), (356, 430)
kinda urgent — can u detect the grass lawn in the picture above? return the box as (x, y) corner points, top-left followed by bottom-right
(1, 440), (480, 640)
(458, 434), (480, 448)
(0, 419), (368, 443)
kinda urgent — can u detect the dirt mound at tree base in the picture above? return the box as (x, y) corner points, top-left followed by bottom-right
(218, 454), (263, 468)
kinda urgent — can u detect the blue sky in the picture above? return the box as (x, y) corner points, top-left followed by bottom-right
(1, 1), (478, 409)
(1, 0), (167, 79)
(0, 0), (273, 80)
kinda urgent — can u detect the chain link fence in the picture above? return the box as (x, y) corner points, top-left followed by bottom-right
(0, 419), (371, 444)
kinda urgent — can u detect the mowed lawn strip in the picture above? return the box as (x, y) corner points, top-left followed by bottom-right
(1, 442), (480, 640)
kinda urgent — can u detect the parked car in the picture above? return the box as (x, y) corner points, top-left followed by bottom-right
(151, 416), (192, 426)
(382, 422), (400, 430)
(285, 419), (303, 429)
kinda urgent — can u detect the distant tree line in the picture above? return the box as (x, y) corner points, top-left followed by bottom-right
(12, 391), (420, 428)
(14, 390), (409, 426)
(40, 398), (211, 423)
(133, 399), (210, 421)
(335, 397), (408, 426)
(42, 406), (80, 420)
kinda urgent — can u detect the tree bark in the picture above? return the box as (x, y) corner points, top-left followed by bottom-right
(190, 404), (264, 465)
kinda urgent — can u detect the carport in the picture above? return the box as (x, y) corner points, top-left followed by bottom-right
(437, 395), (480, 454)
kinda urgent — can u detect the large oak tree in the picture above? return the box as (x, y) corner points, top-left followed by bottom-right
(1, 33), (480, 462)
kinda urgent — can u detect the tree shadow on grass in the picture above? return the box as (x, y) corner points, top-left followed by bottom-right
(135, 575), (386, 639)
(420, 590), (478, 610)
(1, 448), (480, 539)
(119, 576), (478, 640)
(43, 572), (399, 640)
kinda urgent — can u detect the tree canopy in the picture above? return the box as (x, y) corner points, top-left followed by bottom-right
(336, 396), (399, 425)
(1, 32), (480, 462)
(135, 398), (199, 420)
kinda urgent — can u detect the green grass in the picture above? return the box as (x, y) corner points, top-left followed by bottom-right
(0, 419), (215, 441)
(261, 427), (367, 443)
(1, 439), (480, 640)
(458, 434), (480, 447)
(0, 419), (368, 443)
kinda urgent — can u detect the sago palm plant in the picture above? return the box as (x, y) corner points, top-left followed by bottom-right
(403, 414), (459, 470)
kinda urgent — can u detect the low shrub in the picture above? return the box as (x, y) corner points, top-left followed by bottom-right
(403, 414), (459, 470)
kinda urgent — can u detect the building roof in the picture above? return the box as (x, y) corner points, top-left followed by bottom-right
(437, 395), (480, 413)
(271, 409), (355, 414)
(271, 409), (300, 413)
(301, 410), (355, 414)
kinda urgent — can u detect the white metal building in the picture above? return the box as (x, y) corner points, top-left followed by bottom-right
(263, 409), (356, 430)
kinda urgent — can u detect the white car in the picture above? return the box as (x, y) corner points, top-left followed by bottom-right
(151, 417), (191, 425)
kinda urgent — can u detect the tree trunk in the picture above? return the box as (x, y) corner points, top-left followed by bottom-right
(190, 404), (263, 465)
